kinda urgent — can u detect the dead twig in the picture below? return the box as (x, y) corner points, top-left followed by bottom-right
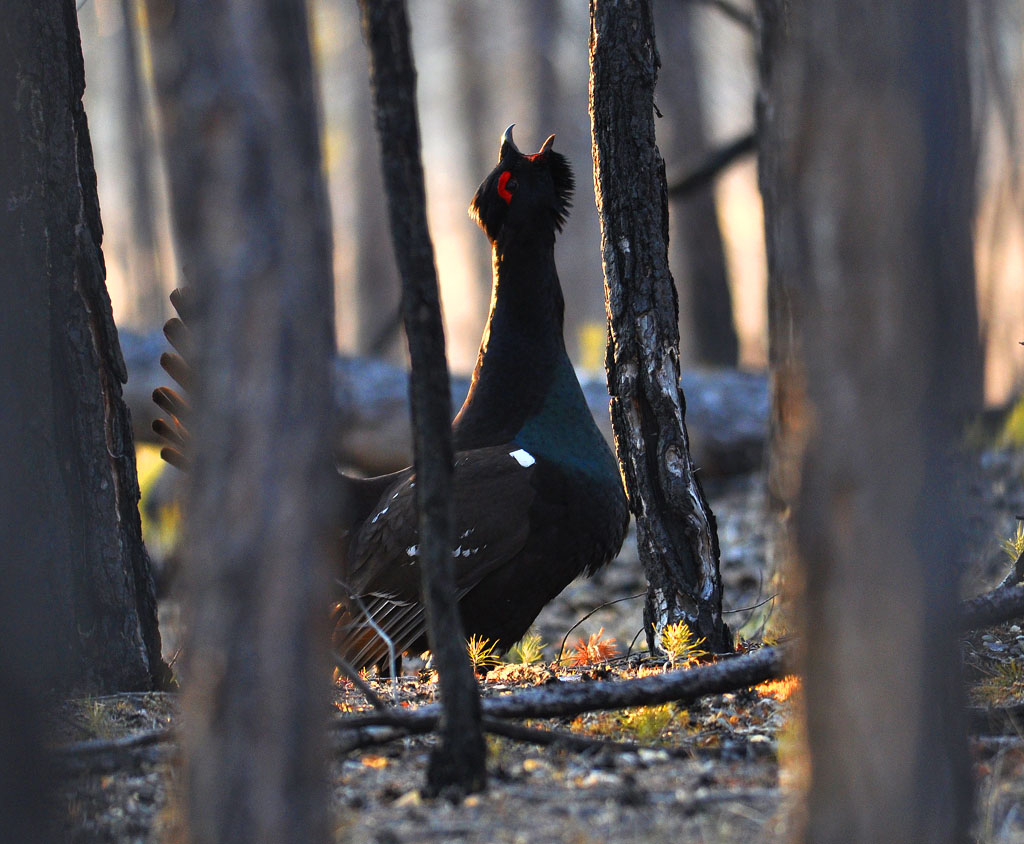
(333, 654), (390, 711)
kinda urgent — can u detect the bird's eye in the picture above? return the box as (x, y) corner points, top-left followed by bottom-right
(497, 171), (517, 204)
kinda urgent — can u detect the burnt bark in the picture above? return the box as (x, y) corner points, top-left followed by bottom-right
(0, 0), (166, 696)
(145, 0), (336, 840)
(589, 0), (731, 654)
(0, 0), (167, 830)
(358, 0), (486, 797)
(759, 1), (975, 840)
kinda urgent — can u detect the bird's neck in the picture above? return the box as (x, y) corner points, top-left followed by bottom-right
(451, 239), (572, 449)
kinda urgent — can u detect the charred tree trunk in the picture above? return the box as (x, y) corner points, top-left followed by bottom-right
(654, 1), (738, 367)
(589, 0), (731, 654)
(0, 0), (168, 829)
(760, 1), (974, 840)
(358, 0), (487, 797)
(145, 0), (336, 840)
(0, 0), (167, 696)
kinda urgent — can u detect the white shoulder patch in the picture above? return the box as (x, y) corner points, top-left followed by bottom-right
(509, 448), (535, 468)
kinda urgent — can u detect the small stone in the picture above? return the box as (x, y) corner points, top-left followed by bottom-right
(393, 789), (421, 808)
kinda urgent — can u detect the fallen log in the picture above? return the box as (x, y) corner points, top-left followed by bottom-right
(332, 645), (789, 734)
(120, 330), (768, 477)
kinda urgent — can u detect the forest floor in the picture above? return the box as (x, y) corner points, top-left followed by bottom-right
(57, 450), (1024, 843)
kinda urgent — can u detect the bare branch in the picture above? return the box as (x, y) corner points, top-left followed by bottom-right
(666, 132), (757, 198)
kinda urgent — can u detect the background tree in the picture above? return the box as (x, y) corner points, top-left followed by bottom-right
(758, 1), (974, 839)
(118, 0), (166, 328)
(359, 0), (487, 797)
(145, 0), (337, 839)
(654, 0), (739, 367)
(590, 0), (731, 653)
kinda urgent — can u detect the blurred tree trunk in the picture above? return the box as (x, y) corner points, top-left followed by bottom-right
(655, 1), (738, 367)
(145, 0), (336, 840)
(359, 0), (487, 797)
(0, 0), (167, 697)
(759, 1), (974, 840)
(759, 0), (983, 574)
(590, 0), (731, 654)
(353, 63), (404, 360)
(120, 0), (165, 328)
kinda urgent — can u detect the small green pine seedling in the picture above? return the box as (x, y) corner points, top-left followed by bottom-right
(1001, 523), (1024, 561)
(509, 631), (547, 665)
(659, 621), (707, 668)
(466, 634), (501, 673)
(621, 704), (676, 742)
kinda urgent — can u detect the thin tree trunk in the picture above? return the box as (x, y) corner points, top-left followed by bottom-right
(761, 2), (974, 840)
(589, 0), (731, 654)
(145, 0), (336, 840)
(358, 0), (487, 797)
(120, 0), (165, 328)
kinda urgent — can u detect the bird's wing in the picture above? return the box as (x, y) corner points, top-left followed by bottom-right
(335, 444), (538, 667)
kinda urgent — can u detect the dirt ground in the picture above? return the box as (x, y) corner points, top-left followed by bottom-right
(58, 452), (1024, 843)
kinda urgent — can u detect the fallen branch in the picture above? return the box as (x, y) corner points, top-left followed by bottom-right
(120, 330), (769, 478)
(966, 703), (1024, 736)
(53, 727), (173, 773)
(666, 132), (756, 199)
(998, 548), (1024, 590)
(480, 717), (693, 758)
(333, 646), (788, 734)
(684, 0), (756, 32)
(960, 583), (1024, 631)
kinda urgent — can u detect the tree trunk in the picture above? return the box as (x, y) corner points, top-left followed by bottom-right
(654, 1), (739, 367)
(144, 0), (336, 840)
(760, 1), (974, 840)
(589, 0), (731, 654)
(0, 0), (167, 696)
(358, 0), (487, 798)
(119, 0), (166, 328)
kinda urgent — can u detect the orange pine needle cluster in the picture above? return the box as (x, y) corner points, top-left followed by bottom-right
(756, 675), (801, 701)
(569, 627), (619, 666)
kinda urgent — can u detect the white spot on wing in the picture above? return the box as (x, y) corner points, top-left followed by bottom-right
(509, 448), (535, 468)
(371, 505), (389, 524)
(406, 545), (418, 557)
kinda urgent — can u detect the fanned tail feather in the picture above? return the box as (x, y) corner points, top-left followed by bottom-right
(153, 288), (194, 471)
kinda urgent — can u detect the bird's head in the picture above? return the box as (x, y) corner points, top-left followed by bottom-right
(469, 125), (574, 249)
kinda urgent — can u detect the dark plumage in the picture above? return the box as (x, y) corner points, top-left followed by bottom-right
(334, 127), (627, 667)
(153, 127), (629, 670)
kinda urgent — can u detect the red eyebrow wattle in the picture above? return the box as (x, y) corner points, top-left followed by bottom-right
(497, 171), (513, 203)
